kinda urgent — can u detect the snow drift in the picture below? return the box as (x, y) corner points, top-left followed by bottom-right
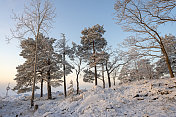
(1, 77), (176, 117)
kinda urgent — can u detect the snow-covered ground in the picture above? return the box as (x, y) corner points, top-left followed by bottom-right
(1, 77), (176, 117)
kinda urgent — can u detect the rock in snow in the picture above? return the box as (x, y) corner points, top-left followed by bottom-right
(1, 78), (176, 117)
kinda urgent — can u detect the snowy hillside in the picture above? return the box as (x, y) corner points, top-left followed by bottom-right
(1, 77), (176, 117)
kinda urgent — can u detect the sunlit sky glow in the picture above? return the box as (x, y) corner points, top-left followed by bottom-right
(0, 0), (176, 94)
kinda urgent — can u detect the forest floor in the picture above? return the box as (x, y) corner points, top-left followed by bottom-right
(1, 77), (176, 117)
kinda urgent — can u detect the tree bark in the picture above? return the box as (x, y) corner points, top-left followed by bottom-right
(113, 71), (116, 86)
(47, 59), (52, 99)
(94, 65), (98, 85)
(93, 40), (98, 85)
(105, 60), (111, 88)
(63, 52), (67, 97)
(102, 64), (105, 88)
(76, 74), (79, 94)
(47, 78), (52, 99)
(113, 77), (115, 86)
(40, 79), (43, 97)
(107, 73), (111, 88)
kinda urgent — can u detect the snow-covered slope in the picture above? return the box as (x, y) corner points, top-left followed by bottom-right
(1, 78), (176, 117)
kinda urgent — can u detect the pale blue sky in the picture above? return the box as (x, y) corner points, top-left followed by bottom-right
(0, 0), (128, 84)
(0, 0), (176, 92)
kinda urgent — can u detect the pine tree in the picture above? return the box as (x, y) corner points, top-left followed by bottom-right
(81, 24), (107, 86)
(55, 33), (73, 97)
(83, 69), (96, 83)
(14, 34), (63, 99)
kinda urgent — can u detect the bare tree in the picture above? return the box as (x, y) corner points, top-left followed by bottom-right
(114, 0), (174, 78)
(10, 0), (55, 107)
(105, 54), (128, 87)
(70, 42), (85, 94)
(147, 0), (176, 23)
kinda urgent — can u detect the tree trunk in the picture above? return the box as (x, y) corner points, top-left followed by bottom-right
(93, 40), (98, 85)
(47, 78), (52, 99)
(107, 73), (111, 88)
(102, 64), (105, 88)
(40, 79), (43, 97)
(160, 41), (174, 78)
(94, 65), (98, 85)
(76, 74), (79, 94)
(113, 71), (116, 86)
(163, 51), (174, 78)
(105, 60), (111, 88)
(63, 52), (67, 97)
(113, 77), (115, 86)
(47, 59), (52, 99)
(31, 35), (39, 107)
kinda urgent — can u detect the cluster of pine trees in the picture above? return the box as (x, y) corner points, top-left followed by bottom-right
(13, 24), (117, 97)
(10, 0), (176, 107)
